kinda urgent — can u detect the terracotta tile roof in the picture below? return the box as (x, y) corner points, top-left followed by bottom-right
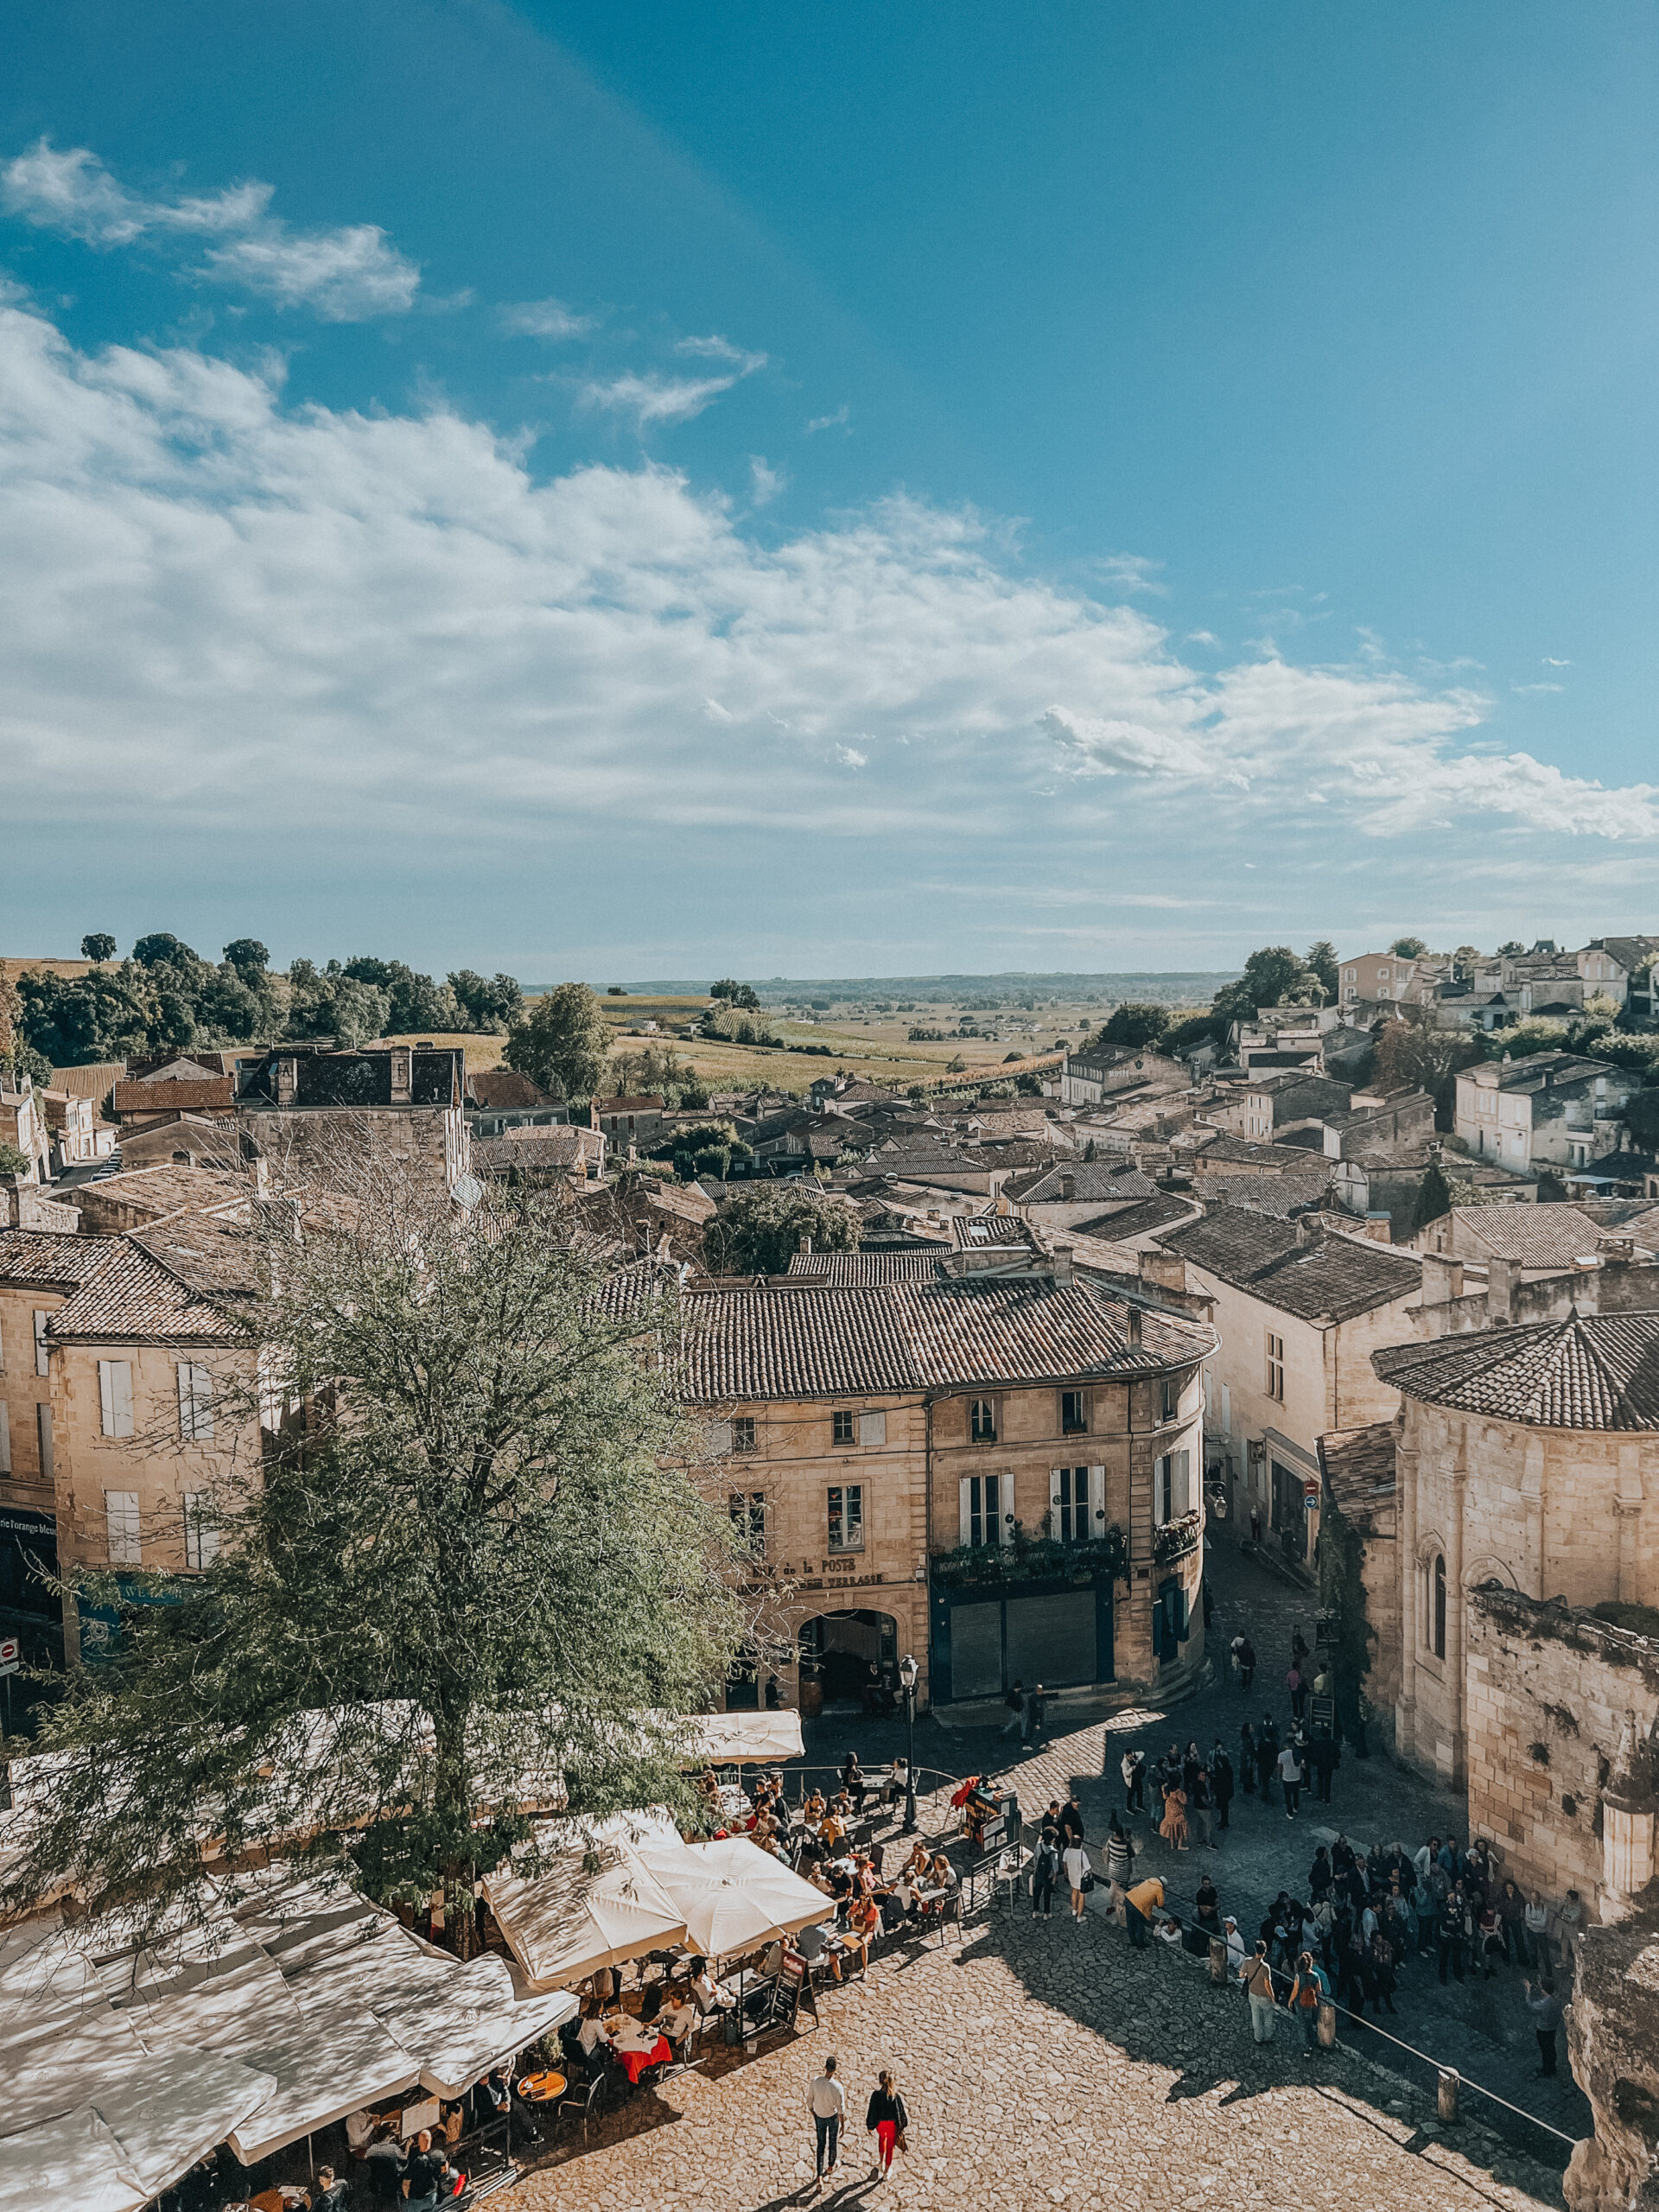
(47, 1233), (250, 1344)
(1004, 1164), (1158, 1205)
(467, 1070), (559, 1110)
(786, 1251), (948, 1284)
(666, 1277), (1214, 1402)
(478, 1126), (601, 1173)
(71, 1163), (242, 1226)
(48, 1063), (125, 1100)
(1447, 1204), (1658, 1269)
(1201, 1173), (1336, 1220)
(1317, 1421), (1399, 1516)
(1068, 1192), (1198, 1242)
(1192, 1131), (1325, 1172)
(1373, 1310), (1659, 1430)
(0, 1228), (112, 1291)
(112, 1077), (235, 1115)
(1157, 1206), (1421, 1322)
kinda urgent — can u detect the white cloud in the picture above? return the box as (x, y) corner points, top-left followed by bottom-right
(499, 296), (597, 340)
(1090, 552), (1166, 595)
(748, 454), (785, 505)
(1185, 630), (1220, 646)
(0, 293), (1655, 864)
(580, 371), (741, 428)
(1512, 681), (1564, 695)
(677, 334), (766, 374)
(805, 403), (850, 435)
(0, 138), (418, 320)
(1542, 657), (1572, 667)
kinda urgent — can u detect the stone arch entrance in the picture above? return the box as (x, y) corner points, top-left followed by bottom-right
(798, 1608), (899, 1713)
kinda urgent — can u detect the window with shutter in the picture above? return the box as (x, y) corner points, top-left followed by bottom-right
(34, 1313), (49, 1378)
(105, 1491), (141, 1566)
(99, 1360), (134, 1440)
(857, 1410), (887, 1448)
(705, 1418), (734, 1456)
(959, 1471), (1002, 1548)
(1155, 1453), (1173, 1526)
(1050, 1466), (1090, 1542)
(1088, 1464), (1105, 1535)
(183, 1490), (219, 1569)
(178, 1362), (214, 1442)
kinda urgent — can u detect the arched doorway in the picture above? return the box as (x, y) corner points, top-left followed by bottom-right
(798, 1609), (899, 1713)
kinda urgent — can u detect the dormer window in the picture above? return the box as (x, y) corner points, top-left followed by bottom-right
(969, 1397), (997, 1444)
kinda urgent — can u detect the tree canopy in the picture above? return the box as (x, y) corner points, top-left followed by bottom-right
(3, 1170), (743, 1942)
(1099, 1002), (1169, 1048)
(1411, 1162), (1455, 1233)
(703, 1183), (858, 1275)
(1389, 936), (1429, 959)
(79, 932), (117, 963)
(505, 982), (612, 1102)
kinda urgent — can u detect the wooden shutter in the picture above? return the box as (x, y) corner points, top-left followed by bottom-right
(105, 1491), (140, 1566)
(179, 1362), (214, 1442)
(99, 1359), (115, 1436)
(958, 1476), (975, 1547)
(706, 1418), (733, 1456)
(1089, 1465), (1105, 1534)
(99, 1360), (134, 1440)
(1174, 1448), (1191, 1516)
(34, 1312), (49, 1377)
(989, 1471), (1008, 1547)
(183, 1490), (219, 1569)
(1049, 1468), (1064, 1535)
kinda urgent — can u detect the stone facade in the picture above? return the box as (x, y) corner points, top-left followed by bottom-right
(1465, 1585), (1659, 1909)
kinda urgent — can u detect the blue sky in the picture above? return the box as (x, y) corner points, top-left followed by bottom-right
(2, 1), (1656, 980)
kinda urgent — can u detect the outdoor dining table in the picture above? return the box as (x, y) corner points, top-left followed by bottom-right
(517, 2069), (567, 2104)
(608, 2015), (674, 2082)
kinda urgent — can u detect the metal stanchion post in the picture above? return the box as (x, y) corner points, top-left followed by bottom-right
(899, 1654), (918, 1834)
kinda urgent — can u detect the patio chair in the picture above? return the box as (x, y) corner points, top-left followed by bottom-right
(557, 2073), (607, 2144)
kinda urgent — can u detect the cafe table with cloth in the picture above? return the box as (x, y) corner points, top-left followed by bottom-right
(607, 2012), (673, 2082)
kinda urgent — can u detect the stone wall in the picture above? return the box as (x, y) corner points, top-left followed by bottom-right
(1465, 1584), (1659, 1909)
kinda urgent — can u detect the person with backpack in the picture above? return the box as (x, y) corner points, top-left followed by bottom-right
(1031, 1818), (1061, 1921)
(1289, 1950), (1329, 2055)
(865, 2069), (908, 2180)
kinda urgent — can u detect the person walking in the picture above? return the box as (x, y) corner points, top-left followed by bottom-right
(1001, 1680), (1025, 1743)
(1241, 1940), (1278, 2044)
(1257, 1716), (1280, 1799)
(1059, 1790), (1085, 1852)
(1124, 1875), (1163, 1948)
(1104, 1812), (1135, 1918)
(1122, 1746), (1147, 1815)
(1211, 1741), (1235, 1830)
(1237, 1634), (1256, 1691)
(1277, 1738), (1304, 1821)
(1290, 1950), (1329, 2056)
(1287, 1662), (1306, 1720)
(865, 2069), (908, 2181)
(807, 2056), (845, 2190)
(1526, 1978), (1563, 2077)
(1062, 1835), (1091, 1922)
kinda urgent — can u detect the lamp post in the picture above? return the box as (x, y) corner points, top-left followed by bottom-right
(899, 1652), (918, 1834)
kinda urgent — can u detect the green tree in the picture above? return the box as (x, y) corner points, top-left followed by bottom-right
(221, 939), (270, 983)
(80, 933), (117, 964)
(1101, 1003), (1170, 1049)
(0, 1141), (31, 1177)
(1497, 939), (1525, 957)
(1305, 940), (1340, 1003)
(1389, 936), (1429, 959)
(1372, 1009), (1484, 1128)
(16, 965), (157, 1065)
(1211, 945), (1320, 1033)
(1411, 1162), (1454, 1232)
(505, 982), (612, 1102)
(3, 1173), (743, 1942)
(448, 970), (523, 1033)
(704, 1185), (858, 1275)
(1625, 1087), (1659, 1154)
(130, 932), (203, 970)
(1163, 1010), (1219, 1055)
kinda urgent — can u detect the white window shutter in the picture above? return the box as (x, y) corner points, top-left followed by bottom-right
(178, 1362), (214, 1442)
(1049, 1468), (1063, 1534)
(706, 1418), (733, 1456)
(991, 1471), (1009, 1546)
(958, 1477), (974, 1547)
(34, 1312), (49, 1377)
(1154, 1453), (1169, 1526)
(183, 1490), (219, 1568)
(1089, 1465), (1105, 1532)
(0, 1402), (10, 1475)
(99, 1360), (115, 1436)
(105, 1491), (140, 1567)
(1174, 1448), (1191, 1516)
(857, 1410), (887, 1448)
(100, 1360), (133, 1440)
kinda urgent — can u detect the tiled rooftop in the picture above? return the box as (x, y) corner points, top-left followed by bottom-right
(1157, 1205), (1421, 1321)
(1317, 1421), (1399, 1513)
(1374, 1308), (1659, 1430)
(1446, 1203), (1659, 1269)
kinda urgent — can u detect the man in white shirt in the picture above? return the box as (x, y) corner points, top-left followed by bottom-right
(1224, 1915), (1248, 1973)
(659, 1994), (697, 2048)
(807, 2056), (845, 2191)
(1276, 1741), (1304, 1821)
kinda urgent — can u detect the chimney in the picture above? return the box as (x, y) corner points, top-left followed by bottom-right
(1421, 1252), (1464, 1306)
(1598, 1233), (1635, 1265)
(1138, 1249), (1187, 1296)
(1059, 1173), (1075, 1201)
(1049, 1239), (1074, 1286)
(1295, 1214), (1325, 1249)
(390, 1046), (413, 1103)
(275, 1055), (299, 1108)
(1126, 1306), (1143, 1347)
(1486, 1255), (1516, 1325)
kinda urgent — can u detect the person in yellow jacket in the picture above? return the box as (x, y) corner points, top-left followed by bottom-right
(1124, 1876), (1164, 1950)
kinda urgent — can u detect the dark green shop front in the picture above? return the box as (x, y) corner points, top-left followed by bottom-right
(929, 1573), (1114, 1703)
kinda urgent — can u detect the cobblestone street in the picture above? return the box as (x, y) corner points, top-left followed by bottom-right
(497, 1541), (1588, 2212)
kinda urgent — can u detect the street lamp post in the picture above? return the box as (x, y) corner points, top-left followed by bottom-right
(899, 1653), (918, 1834)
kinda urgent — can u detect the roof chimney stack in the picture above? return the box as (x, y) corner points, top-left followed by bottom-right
(1126, 1306), (1143, 1347)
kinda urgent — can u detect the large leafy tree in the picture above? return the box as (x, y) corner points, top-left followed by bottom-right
(1305, 940), (1340, 1004)
(15, 963), (158, 1065)
(704, 1183), (857, 1274)
(1411, 1162), (1455, 1233)
(80, 932), (118, 963)
(1372, 1008), (1485, 1127)
(505, 982), (612, 1102)
(4, 1170), (743, 1943)
(448, 969), (524, 1033)
(1099, 1003), (1169, 1048)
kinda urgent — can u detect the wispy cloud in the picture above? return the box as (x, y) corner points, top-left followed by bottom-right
(834, 744), (868, 769)
(805, 403), (850, 435)
(1512, 681), (1564, 695)
(1542, 657), (1572, 668)
(677, 333), (767, 373)
(1090, 552), (1166, 595)
(1, 139), (419, 319)
(749, 455), (785, 506)
(499, 296), (596, 340)
(579, 371), (744, 428)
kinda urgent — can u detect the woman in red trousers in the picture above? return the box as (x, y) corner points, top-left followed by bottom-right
(865, 2071), (908, 2182)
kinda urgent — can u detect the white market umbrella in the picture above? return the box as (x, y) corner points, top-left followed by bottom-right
(646, 1837), (832, 1964)
(483, 1841), (687, 1992)
(683, 1713), (804, 1767)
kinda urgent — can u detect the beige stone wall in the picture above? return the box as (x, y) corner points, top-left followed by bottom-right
(1465, 1586), (1659, 1913)
(0, 1281), (61, 1493)
(1396, 1398), (1659, 1787)
(239, 1104), (469, 1193)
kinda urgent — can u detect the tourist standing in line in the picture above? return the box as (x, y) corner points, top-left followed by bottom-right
(1289, 1951), (1329, 2056)
(1059, 1789), (1085, 1853)
(1277, 1738), (1304, 1821)
(865, 2069), (908, 2181)
(1031, 1816), (1060, 1921)
(1241, 1940), (1278, 2044)
(1191, 1762), (1216, 1848)
(1210, 1740), (1235, 1829)
(807, 2056), (845, 2191)
(1122, 1746), (1147, 1815)
(1237, 1634), (1256, 1690)
(1105, 1811), (1135, 1918)
(1525, 1979), (1563, 2077)
(1062, 1835), (1091, 1922)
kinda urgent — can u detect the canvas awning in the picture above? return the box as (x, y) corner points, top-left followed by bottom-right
(637, 1836), (832, 1963)
(683, 1712), (804, 1766)
(483, 1827), (687, 1992)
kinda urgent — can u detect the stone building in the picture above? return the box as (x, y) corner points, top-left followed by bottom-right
(1374, 1306), (1659, 1789)
(1315, 1418), (1402, 1738)
(1454, 1052), (1638, 1176)
(233, 1045), (470, 1196)
(0, 1210), (257, 1658)
(662, 1230), (1215, 1714)
(1153, 1206), (1421, 1571)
